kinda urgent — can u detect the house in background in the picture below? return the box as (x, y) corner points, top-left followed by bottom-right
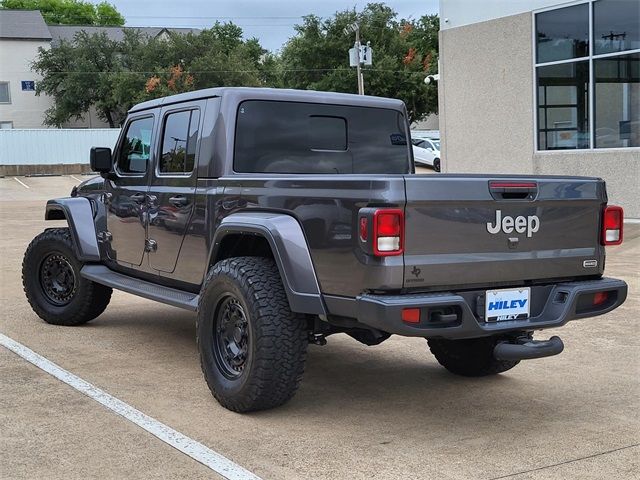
(438, 0), (639, 217)
(0, 10), (54, 129)
(0, 9), (197, 129)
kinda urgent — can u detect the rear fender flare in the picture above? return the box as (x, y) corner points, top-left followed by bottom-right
(209, 212), (326, 316)
(45, 197), (100, 262)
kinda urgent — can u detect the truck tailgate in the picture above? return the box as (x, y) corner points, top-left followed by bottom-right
(403, 175), (606, 290)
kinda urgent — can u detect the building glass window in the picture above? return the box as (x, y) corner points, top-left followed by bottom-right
(594, 52), (640, 148)
(536, 3), (589, 63)
(535, 0), (640, 150)
(537, 61), (590, 149)
(0, 82), (10, 103)
(593, 0), (640, 55)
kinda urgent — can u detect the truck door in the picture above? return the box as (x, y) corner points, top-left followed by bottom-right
(106, 113), (157, 267)
(146, 102), (203, 274)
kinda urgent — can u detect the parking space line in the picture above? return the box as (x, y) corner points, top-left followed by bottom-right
(70, 175), (82, 182)
(0, 333), (261, 480)
(13, 177), (30, 189)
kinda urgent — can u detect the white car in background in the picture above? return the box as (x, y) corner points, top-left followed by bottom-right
(411, 137), (441, 172)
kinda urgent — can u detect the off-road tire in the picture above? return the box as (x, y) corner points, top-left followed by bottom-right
(197, 256), (308, 412)
(22, 228), (112, 326)
(427, 336), (519, 377)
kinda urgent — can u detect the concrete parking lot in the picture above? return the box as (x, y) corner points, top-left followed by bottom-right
(1, 175), (638, 480)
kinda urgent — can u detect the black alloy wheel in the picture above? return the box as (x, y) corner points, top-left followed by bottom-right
(39, 253), (77, 306)
(213, 295), (250, 379)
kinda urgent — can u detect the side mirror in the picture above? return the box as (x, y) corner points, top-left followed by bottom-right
(90, 147), (113, 173)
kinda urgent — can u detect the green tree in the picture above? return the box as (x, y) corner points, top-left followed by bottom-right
(32, 30), (147, 127)
(280, 3), (439, 122)
(31, 23), (273, 126)
(0, 0), (124, 25)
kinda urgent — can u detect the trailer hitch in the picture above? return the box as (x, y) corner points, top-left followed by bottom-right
(494, 335), (564, 361)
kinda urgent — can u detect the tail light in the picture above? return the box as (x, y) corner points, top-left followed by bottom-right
(374, 209), (404, 256)
(602, 205), (623, 246)
(358, 208), (404, 257)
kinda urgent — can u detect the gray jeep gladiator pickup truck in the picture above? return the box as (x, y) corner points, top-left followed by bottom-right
(23, 87), (628, 412)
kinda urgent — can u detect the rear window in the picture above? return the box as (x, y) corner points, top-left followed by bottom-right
(234, 100), (410, 174)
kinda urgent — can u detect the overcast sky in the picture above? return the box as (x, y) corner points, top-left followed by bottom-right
(104, 0), (439, 52)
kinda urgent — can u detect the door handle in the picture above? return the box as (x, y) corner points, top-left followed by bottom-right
(169, 195), (189, 207)
(130, 192), (145, 203)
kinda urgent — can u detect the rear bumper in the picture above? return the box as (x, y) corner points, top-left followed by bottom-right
(355, 277), (627, 340)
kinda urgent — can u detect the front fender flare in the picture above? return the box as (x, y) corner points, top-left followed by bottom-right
(211, 212), (326, 316)
(45, 197), (100, 262)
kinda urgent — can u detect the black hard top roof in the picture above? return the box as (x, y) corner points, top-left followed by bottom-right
(128, 87), (406, 113)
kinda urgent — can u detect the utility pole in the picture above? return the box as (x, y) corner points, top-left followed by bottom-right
(354, 26), (364, 95)
(345, 23), (366, 95)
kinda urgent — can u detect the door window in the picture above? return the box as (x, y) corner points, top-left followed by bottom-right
(117, 116), (154, 174)
(159, 109), (200, 174)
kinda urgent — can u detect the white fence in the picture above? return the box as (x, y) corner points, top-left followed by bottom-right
(0, 129), (121, 165)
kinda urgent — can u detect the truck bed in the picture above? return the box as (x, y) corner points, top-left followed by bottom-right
(233, 173), (607, 296)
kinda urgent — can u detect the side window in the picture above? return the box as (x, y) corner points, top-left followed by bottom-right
(117, 116), (154, 174)
(159, 109), (200, 174)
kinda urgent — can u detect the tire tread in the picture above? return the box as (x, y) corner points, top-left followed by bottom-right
(22, 228), (112, 326)
(197, 256), (308, 412)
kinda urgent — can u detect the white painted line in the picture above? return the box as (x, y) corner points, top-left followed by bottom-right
(0, 333), (261, 480)
(70, 175), (82, 182)
(624, 218), (640, 225)
(13, 177), (30, 189)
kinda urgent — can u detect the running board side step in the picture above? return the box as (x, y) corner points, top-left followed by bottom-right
(80, 265), (199, 311)
(493, 336), (564, 361)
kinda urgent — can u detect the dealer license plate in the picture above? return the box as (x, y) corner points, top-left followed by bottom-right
(485, 287), (530, 322)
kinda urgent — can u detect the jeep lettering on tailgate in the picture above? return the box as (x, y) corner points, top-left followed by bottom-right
(486, 210), (540, 237)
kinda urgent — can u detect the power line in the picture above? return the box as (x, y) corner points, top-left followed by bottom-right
(124, 15), (306, 20)
(9, 68), (431, 75)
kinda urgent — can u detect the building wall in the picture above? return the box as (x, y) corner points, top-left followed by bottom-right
(0, 39), (54, 128)
(438, 11), (640, 218)
(439, 13), (536, 174)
